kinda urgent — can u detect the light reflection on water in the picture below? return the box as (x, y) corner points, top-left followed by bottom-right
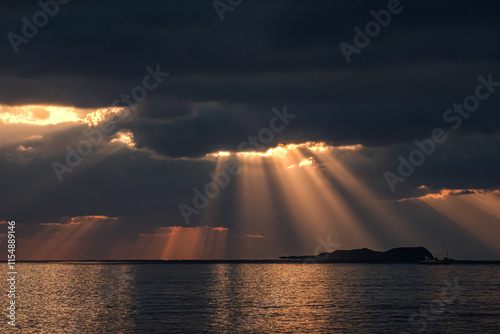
(1, 263), (500, 333)
(2, 264), (134, 333)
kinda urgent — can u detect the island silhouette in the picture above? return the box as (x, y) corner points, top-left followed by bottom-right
(280, 247), (435, 263)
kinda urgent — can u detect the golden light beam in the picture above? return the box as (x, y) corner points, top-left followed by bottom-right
(209, 142), (390, 255)
(312, 150), (425, 246)
(19, 216), (118, 260)
(236, 156), (279, 243)
(132, 226), (228, 260)
(199, 155), (232, 227)
(420, 192), (500, 254)
(288, 148), (378, 248)
(265, 150), (331, 248)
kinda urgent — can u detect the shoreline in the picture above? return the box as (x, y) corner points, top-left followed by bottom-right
(2, 259), (500, 264)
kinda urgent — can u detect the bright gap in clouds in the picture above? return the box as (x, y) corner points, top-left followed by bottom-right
(206, 142), (363, 158)
(110, 130), (136, 148)
(0, 104), (127, 126)
(0, 104), (136, 153)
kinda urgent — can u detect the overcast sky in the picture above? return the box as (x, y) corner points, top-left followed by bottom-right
(1, 0), (499, 260)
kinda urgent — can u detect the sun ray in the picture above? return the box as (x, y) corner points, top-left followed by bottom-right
(210, 142), (383, 255)
(237, 156), (277, 240)
(19, 216), (118, 260)
(130, 226), (228, 260)
(419, 192), (500, 254)
(312, 150), (425, 246)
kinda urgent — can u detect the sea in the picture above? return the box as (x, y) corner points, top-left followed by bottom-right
(1, 263), (499, 333)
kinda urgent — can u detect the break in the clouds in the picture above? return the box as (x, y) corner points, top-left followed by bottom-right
(1, 0), (499, 260)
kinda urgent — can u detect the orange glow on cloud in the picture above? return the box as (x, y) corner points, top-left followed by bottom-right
(110, 130), (136, 148)
(0, 104), (81, 125)
(39, 215), (118, 226)
(0, 104), (132, 152)
(84, 107), (128, 126)
(399, 188), (500, 201)
(298, 157), (314, 168)
(242, 233), (265, 238)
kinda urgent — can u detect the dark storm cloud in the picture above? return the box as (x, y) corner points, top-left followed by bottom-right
(1, 0), (500, 248)
(127, 104), (251, 158)
(1, 0), (500, 153)
(341, 132), (500, 200)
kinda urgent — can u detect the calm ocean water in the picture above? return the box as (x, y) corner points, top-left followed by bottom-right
(1, 263), (499, 333)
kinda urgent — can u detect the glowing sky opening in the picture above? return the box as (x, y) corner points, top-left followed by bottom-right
(0, 104), (128, 126)
(206, 142), (362, 159)
(111, 130), (136, 148)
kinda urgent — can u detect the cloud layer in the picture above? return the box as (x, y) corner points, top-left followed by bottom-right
(1, 0), (500, 259)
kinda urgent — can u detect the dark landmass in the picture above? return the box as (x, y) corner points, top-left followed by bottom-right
(3, 259), (500, 264)
(280, 246), (434, 263)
